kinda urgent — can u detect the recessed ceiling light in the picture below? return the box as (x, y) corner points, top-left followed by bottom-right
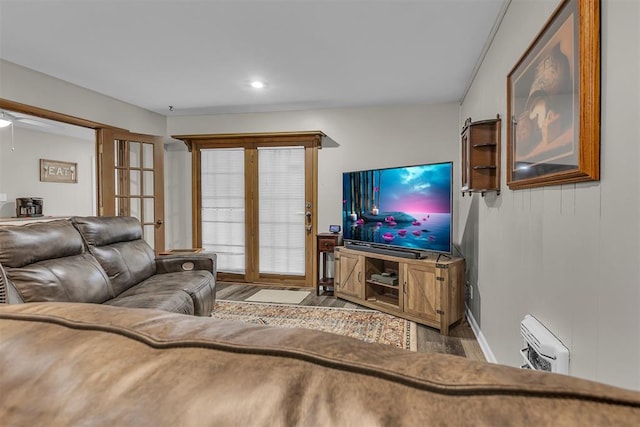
(250, 81), (265, 89)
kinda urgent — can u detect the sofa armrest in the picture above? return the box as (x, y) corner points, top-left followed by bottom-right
(154, 253), (217, 275)
(0, 263), (25, 304)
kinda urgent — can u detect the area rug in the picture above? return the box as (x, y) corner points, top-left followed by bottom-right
(212, 300), (417, 351)
(245, 289), (311, 304)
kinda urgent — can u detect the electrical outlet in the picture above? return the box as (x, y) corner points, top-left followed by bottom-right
(0, 193), (7, 202)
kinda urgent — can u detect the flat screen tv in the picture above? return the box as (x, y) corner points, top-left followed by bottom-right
(342, 161), (453, 257)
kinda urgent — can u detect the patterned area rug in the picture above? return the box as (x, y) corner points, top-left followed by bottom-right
(212, 300), (417, 351)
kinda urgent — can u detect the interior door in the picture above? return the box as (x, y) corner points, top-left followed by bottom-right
(98, 129), (165, 252)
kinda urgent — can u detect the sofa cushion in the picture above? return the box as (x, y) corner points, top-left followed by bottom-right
(73, 215), (142, 247)
(0, 219), (84, 267)
(89, 241), (156, 295)
(105, 291), (194, 315)
(72, 216), (156, 295)
(0, 220), (113, 303)
(118, 270), (215, 316)
(6, 254), (113, 303)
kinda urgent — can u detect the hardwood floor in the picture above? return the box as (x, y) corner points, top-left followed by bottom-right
(216, 282), (486, 362)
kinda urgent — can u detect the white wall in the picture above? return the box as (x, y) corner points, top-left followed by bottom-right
(0, 126), (94, 217)
(165, 103), (460, 248)
(0, 61), (166, 136)
(460, 0), (640, 390)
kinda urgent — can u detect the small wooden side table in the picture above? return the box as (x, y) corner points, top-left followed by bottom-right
(316, 233), (341, 295)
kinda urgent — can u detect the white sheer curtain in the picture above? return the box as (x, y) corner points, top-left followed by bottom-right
(200, 148), (245, 273)
(258, 147), (305, 275)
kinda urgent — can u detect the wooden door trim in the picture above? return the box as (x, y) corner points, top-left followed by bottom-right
(173, 131), (325, 152)
(307, 143), (319, 287)
(191, 148), (202, 248)
(97, 128), (116, 216)
(150, 136), (166, 251)
(0, 98), (118, 130)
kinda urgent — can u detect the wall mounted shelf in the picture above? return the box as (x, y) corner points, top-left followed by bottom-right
(461, 115), (501, 197)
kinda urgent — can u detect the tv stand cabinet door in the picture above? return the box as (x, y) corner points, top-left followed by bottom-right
(335, 250), (364, 299)
(404, 262), (441, 328)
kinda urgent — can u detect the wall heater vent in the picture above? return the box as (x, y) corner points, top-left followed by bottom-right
(520, 314), (569, 375)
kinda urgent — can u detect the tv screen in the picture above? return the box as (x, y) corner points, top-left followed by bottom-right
(342, 161), (453, 255)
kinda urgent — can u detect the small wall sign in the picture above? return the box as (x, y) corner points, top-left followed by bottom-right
(40, 159), (77, 183)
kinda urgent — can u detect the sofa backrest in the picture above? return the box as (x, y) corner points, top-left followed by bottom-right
(0, 219), (114, 303)
(72, 216), (156, 295)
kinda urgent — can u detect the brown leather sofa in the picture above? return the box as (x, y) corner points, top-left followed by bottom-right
(0, 302), (639, 426)
(0, 216), (216, 316)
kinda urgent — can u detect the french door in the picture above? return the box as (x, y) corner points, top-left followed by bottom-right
(178, 132), (322, 287)
(98, 129), (165, 252)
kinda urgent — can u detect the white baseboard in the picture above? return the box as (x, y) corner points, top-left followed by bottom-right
(466, 306), (497, 363)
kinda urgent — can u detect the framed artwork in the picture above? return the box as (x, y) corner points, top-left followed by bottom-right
(506, 0), (600, 190)
(40, 159), (78, 183)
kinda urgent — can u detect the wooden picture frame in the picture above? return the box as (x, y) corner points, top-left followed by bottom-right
(506, 0), (600, 190)
(40, 159), (78, 183)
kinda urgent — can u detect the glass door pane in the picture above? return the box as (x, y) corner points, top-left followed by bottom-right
(113, 137), (161, 250)
(201, 148), (246, 273)
(258, 147), (305, 275)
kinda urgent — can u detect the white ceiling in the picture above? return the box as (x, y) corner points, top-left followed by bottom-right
(0, 0), (507, 117)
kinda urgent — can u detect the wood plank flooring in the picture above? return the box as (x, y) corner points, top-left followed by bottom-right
(216, 282), (486, 362)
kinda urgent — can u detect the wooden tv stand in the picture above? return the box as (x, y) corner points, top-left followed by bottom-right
(334, 246), (465, 335)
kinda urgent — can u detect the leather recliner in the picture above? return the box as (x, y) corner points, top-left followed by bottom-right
(0, 216), (216, 316)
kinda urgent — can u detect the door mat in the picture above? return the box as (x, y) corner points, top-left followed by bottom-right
(245, 289), (311, 304)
